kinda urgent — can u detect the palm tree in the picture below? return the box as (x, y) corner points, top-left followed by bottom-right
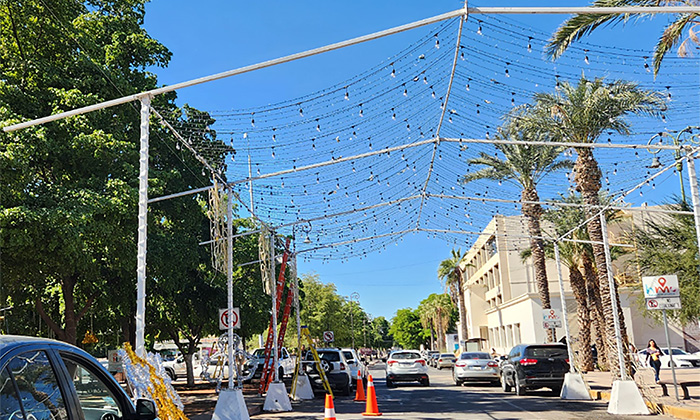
(518, 77), (665, 377)
(438, 248), (470, 347)
(547, 0), (700, 76)
(462, 122), (573, 342)
(418, 294), (454, 351)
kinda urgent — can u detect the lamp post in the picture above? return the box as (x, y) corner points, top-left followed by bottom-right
(647, 126), (700, 204)
(350, 292), (360, 349)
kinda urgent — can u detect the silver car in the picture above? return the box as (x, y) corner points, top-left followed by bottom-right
(436, 353), (457, 369)
(453, 351), (500, 386)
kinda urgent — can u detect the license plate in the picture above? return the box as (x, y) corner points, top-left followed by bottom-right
(470, 366), (483, 370)
(399, 362), (412, 367)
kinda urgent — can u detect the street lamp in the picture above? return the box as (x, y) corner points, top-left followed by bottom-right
(299, 221), (313, 244)
(647, 126), (700, 203)
(350, 292), (360, 349)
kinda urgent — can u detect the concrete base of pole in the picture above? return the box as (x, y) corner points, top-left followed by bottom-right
(607, 380), (649, 415)
(560, 373), (591, 400)
(292, 374), (315, 400)
(212, 389), (250, 420)
(263, 382), (293, 412)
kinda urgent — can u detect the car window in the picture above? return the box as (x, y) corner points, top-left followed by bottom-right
(440, 354), (454, 358)
(0, 367), (21, 420)
(318, 352), (340, 362)
(391, 353), (420, 360)
(670, 349), (686, 355)
(8, 351), (68, 420)
(253, 349), (265, 358)
(60, 355), (123, 420)
(524, 346), (567, 358)
(342, 352), (354, 361)
(461, 352), (490, 360)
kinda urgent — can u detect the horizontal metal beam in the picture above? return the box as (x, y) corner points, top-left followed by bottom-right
(467, 6), (700, 14)
(442, 138), (687, 151)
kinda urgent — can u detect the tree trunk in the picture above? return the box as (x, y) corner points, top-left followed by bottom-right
(456, 272), (469, 343)
(36, 274), (85, 346)
(574, 148), (628, 378)
(582, 252), (607, 370)
(569, 267), (594, 372)
(521, 187), (554, 342)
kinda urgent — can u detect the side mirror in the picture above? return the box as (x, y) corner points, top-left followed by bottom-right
(135, 399), (157, 420)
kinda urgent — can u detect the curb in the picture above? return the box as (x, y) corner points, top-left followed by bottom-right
(589, 390), (700, 420)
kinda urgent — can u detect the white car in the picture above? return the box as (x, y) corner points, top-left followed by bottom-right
(162, 353), (203, 380)
(385, 350), (429, 387)
(342, 348), (366, 384)
(637, 347), (700, 368)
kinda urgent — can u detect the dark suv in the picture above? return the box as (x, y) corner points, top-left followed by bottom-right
(499, 343), (569, 396)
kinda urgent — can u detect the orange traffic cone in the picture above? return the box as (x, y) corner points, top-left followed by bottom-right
(324, 394), (337, 420)
(354, 376), (366, 401)
(362, 374), (382, 416)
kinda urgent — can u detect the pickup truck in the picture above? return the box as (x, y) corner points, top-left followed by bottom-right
(243, 347), (295, 380)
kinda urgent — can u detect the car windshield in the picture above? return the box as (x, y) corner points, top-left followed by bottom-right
(343, 351), (355, 361)
(440, 354), (454, 358)
(392, 352), (420, 360)
(318, 351), (340, 362)
(525, 346), (567, 358)
(461, 352), (490, 360)
(663, 349), (687, 355)
(253, 349), (265, 357)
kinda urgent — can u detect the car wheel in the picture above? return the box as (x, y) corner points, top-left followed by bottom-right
(551, 386), (562, 396)
(515, 375), (526, 396)
(421, 377), (430, 387)
(501, 375), (511, 392)
(386, 378), (394, 388)
(165, 369), (176, 381)
(437, 366), (442, 370)
(278, 367), (284, 380)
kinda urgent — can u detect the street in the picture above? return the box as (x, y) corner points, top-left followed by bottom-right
(260, 363), (675, 419)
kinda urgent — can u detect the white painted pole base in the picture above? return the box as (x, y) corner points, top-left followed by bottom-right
(607, 380), (649, 415)
(560, 373), (591, 400)
(212, 389), (250, 420)
(263, 382), (293, 412)
(292, 374), (315, 400)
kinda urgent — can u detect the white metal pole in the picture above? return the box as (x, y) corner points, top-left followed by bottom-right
(599, 212), (627, 381)
(227, 187), (235, 389)
(685, 149), (700, 285)
(135, 95), (150, 357)
(662, 309), (680, 401)
(293, 253), (302, 371)
(270, 232), (279, 383)
(554, 243), (576, 373)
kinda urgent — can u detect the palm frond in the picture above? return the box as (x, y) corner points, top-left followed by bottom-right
(653, 13), (697, 75)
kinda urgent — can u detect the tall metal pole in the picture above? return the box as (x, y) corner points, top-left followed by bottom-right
(293, 253), (302, 362)
(599, 212), (627, 380)
(685, 149), (700, 286)
(135, 95), (151, 357)
(270, 232), (279, 382)
(554, 243), (576, 373)
(662, 309), (680, 401)
(226, 188), (235, 389)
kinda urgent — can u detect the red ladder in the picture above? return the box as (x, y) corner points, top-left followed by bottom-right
(258, 237), (292, 394)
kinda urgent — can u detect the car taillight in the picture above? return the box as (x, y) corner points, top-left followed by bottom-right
(487, 361), (498, 368)
(520, 358), (538, 366)
(387, 360), (398, 365)
(340, 364), (346, 370)
(417, 360), (426, 366)
(565, 359), (569, 364)
(438, 359), (443, 362)
(455, 362), (466, 368)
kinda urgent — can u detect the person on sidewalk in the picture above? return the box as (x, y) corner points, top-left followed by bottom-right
(645, 339), (662, 383)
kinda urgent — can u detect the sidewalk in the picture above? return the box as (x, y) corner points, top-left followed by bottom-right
(583, 368), (700, 419)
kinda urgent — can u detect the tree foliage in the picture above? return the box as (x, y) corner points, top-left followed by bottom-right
(389, 308), (428, 350)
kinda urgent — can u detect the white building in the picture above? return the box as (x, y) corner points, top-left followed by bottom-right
(460, 213), (686, 357)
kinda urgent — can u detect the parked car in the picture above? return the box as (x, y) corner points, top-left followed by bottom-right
(499, 343), (569, 396)
(436, 353), (457, 370)
(0, 335), (157, 420)
(637, 347), (700, 368)
(429, 352), (440, 367)
(162, 352), (203, 380)
(385, 350), (429, 387)
(303, 348), (353, 396)
(242, 347), (295, 380)
(453, 351), (500, 386)
(342, 348), (366, 384)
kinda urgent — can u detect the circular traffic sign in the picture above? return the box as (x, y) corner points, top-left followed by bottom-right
(221, 309), (239, 328)
(323, 330), (334, 342)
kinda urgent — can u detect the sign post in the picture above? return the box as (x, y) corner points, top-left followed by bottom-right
(642, 275), (681, 401)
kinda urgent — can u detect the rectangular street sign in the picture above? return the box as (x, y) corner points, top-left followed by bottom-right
(542, 308), (562, 329)
(642, 275), (680, 299)
(645, 297), (682, 311)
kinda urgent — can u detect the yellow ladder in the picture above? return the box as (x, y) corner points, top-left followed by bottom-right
(291, 326), (333, 397)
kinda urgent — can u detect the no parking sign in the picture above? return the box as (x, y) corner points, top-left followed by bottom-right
(219, 307), (241, 330)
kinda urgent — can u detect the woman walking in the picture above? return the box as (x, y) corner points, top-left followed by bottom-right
(645, 339), (662, 383)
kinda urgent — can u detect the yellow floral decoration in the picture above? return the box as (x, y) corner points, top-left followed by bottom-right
(82, 331), (98, 345)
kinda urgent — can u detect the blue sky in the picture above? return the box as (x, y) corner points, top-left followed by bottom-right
(142, 1), (688, 320)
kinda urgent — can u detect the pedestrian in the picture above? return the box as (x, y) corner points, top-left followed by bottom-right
(490, 348), (498, 359)
(645, 339), (662, 384)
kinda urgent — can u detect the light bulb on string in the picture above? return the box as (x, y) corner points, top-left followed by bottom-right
(423, 76), (428, 84)
(644, 57), (650, 72)
(477, 21), (482, 35)
(511, 92), (515, 106)
(403, 85), (408, 96)
(434, 34), (440, 49)
(392, 108), (396, 120)
(505, 63), (510, 77)
(299, 107), (304, 117)
(666, 86), (672, 100)
(460, 51), (465, 60)
(251, 114), (255, 127)
(466, 79), (471, 91)
(390, 65), (396, 78)
(584, 49), (590, 65)
(175, 142), (181, 150)
(344, 88), (349, 100)
(527, 37), (532, 53)
(359, 105), (364, 117)
(316, 120), (321, 131)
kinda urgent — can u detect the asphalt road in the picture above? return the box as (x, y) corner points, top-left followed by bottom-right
(262, 363), (674, 419)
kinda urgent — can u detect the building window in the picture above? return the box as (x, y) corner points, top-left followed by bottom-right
(486, 236), (498, 258)
(506, 325), (513, 348)
(513, 323), (521, 345)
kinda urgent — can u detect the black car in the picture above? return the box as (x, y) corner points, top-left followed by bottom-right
(0, 335), (157, 420)
(499, 343), (569, 396)
(303, 349), (352, 396)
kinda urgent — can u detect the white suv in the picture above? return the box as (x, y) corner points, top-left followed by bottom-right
(342, 348), (366, 384)
(385, 350), (429, 387)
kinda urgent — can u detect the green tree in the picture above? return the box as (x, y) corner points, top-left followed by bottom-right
(417, 294), (455, 351)
(462, 122), (573, 342)
(547, 0), (700, 76)
(438, 249), (470, 345)
(517, 77), (665, 377)
(389, 309), (427, 350)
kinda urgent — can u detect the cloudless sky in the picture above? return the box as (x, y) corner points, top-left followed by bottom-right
(142, 1), (679, 320)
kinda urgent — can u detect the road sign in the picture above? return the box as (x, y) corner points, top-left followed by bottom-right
(645, 297), (682, 311)
(642, 275), (680, 299)
(219, 307), (241, 330)
(107, 350), (122, 373)
(542, 308), (562, 329)
(323, 330), (334, 342)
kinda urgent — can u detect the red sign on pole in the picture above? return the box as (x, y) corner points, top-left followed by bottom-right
(219, 308), (240, 330)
